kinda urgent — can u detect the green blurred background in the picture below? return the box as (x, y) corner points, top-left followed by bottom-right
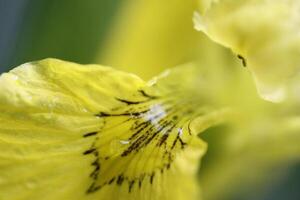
(0, 0), (122, 71)
(0, 1), (299, 199)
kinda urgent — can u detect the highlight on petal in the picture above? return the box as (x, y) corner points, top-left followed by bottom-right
(0, 58), (229, 200)
(194, 0), (300, 102)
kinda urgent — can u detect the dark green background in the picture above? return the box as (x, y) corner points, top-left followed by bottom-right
(0, 0), (122, 71)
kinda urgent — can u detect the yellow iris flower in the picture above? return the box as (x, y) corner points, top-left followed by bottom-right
(0, 0), (300, 200)
(0, 59), (230, 200)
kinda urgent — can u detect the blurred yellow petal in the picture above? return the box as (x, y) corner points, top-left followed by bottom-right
(199, 88), (300, 200)
(0, 59), (230, 200)
(200, 115), (300, 200)
(98, 0), (214, 79)
(194, 0), (300, 102)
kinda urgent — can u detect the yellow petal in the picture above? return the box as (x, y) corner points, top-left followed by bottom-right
(0, 59), (228, 200)
(200, 115), (300, 200)
(198, 89), (300, 200)
(98, 0), (202, 79)
(194, 0), (300, 102)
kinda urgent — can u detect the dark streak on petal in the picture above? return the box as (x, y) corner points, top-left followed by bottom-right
(237, 54), (247, 67)
(83, 131), (98, 138)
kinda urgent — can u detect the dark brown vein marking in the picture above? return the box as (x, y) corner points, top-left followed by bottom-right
(83, 131), (98, 137)
(116, 98), (152, 105)
(138, 89), (159, 99)
(83, 148), (96, 155)
(83, 93), (202, 195)
(95, 109), (149, 118)
(237, 54), (247, 67)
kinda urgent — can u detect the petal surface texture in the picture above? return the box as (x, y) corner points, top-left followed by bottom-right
(195, 0), (300, 102)
(0, 59), (227, 200)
